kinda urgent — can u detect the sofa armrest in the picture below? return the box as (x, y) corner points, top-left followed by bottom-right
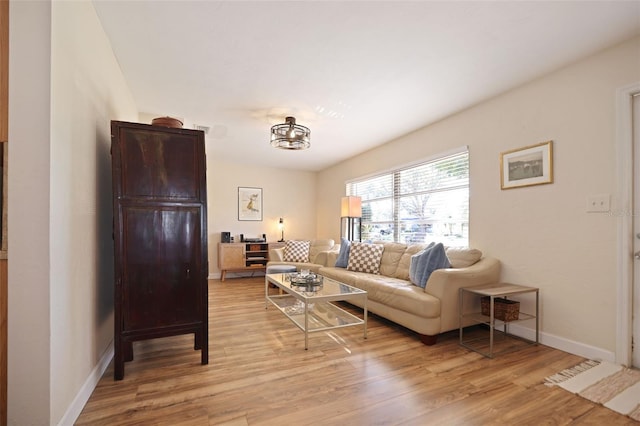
(269, 247), (284, 262)
(424, 257), (501, 332)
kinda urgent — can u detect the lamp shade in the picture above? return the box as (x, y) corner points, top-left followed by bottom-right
(341, 196), (362, 218)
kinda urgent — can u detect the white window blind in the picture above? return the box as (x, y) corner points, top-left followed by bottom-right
(347, 149), (469, 247)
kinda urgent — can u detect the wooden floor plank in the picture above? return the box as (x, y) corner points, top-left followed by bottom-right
(76, 277), (632, 425)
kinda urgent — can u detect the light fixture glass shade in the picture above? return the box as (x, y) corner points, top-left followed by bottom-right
(341, 196), (362, 218)
(270, 116), (310, 150)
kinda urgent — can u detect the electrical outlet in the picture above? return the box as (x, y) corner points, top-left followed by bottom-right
(586, 194), (610, 212)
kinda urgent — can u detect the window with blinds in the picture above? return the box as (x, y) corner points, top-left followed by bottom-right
(347, 149), (469, 247)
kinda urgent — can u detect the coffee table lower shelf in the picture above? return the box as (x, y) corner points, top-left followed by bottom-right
(268, 295), (365, 332)
(265, 273), (367, 349)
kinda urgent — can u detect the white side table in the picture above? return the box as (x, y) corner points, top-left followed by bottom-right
(459, 283), (539, 358)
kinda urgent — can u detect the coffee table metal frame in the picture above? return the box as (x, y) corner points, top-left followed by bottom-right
(265, 273), (367, 349)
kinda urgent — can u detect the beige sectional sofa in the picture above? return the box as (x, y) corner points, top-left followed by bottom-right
(268, 240), (500, 345)
(268, 239), (338, 273)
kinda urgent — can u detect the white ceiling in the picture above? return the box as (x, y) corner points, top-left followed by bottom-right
(92, 1), (640, 171)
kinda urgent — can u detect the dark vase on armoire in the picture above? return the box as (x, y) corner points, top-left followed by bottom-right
(111, 120), (208, 380)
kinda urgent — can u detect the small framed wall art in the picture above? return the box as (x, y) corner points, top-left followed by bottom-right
(500, 141), (553, 190)
(238, 186), (263, 221)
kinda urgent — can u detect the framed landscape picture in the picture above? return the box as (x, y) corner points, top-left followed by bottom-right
(500, 141), (553, 190)
(238, 187), (263, 221)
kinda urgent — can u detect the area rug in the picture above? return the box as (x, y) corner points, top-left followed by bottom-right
(544, 360), (640, 421)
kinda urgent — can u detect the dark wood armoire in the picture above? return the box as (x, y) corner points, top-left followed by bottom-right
(111, 121), (208, 380)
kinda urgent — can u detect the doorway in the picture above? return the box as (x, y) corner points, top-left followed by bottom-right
(0, 0), (7, 423)
(633, 93), (640, 368)
(617, 83), (640, 368)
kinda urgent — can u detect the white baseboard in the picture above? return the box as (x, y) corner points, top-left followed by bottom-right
(57, 341), (114, 426)
(502, 323), (615, 362)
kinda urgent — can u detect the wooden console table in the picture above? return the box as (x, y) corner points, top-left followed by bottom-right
(218, 242), (284, 281)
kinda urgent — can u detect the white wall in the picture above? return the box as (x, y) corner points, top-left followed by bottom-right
(207, 159), (317, 278)
(9, 1), (138, 425)
(49, 2), (138, 424)
(317, 36), (640, 358)
(8, 1), (52, 424)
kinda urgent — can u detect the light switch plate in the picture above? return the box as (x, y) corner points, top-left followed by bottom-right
(587, 194), (610, 212)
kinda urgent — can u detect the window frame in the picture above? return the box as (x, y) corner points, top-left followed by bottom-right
(346, 146), (469, 246)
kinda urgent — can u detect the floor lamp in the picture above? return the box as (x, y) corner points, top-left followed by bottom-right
(341, 196), (362, 241)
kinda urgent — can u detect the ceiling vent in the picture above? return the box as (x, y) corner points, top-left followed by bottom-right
(194, 125), (210, 134)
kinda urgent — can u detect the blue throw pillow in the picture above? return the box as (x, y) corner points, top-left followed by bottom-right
(335, 238), (351, 268)
(409, 242), (450, 288)
(409, 242), (434, 284)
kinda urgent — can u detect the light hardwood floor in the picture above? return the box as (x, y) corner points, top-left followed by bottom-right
(76, 277), (635, 425)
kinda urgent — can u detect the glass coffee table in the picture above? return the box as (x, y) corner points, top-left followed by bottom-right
(265, 273), (367, 349)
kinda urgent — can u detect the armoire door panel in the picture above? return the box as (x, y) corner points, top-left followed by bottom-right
(121, 206), (201, 331)
(117, 127), (202, 199)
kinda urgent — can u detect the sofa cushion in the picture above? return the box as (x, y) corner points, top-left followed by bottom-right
(445, 247), (482, 268)
(347, 242), (384, 274)
(308, 239), (335, 263)
(354, 274), (441, 318)
(409, 242), (450, 288)
(335, 238), (351, 268)
(393, 243), (431, 280)
(283, 240), (310, 262)
(318, 266), (359, 287)
(378, 242), (408, 277)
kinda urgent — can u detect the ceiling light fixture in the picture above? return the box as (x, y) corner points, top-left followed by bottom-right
(270, 116), (310, 150)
